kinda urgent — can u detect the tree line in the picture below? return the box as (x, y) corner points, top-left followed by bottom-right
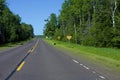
(44, 0), (120, 48)
(0, 0), (34, 44)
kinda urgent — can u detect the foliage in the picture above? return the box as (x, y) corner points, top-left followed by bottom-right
(44, 0), (120, 48)
(44, 13), (57, 38)
(0, 0), (34, 44)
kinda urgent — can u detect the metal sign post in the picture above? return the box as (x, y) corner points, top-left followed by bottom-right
(67, 36), (72, 44)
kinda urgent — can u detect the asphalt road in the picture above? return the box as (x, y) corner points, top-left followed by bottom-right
(0, 39), (108, 80)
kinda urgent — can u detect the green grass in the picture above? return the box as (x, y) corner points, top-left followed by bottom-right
(44, 39), (120, 71)
(0, 42), (21, 51)
(0, 39), (32, 52)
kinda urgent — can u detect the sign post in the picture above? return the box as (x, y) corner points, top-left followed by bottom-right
(67, 36), (72, 44)
(57, 36), (61, 40)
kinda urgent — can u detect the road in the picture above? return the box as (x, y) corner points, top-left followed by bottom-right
(0, 39), (108, 80)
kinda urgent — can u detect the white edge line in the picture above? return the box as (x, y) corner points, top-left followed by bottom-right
(72, 59), (79, 63)
(99, 76), (105, 79)
(80, 64), (83, 66)
(83, 65), (90, 70)
(92, 71), (96, 74)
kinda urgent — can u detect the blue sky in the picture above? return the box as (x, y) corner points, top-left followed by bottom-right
(6, 0), (64, 35)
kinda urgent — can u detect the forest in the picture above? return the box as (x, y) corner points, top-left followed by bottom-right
(44, 0), (120, 48)
(0, 0), (34, 44)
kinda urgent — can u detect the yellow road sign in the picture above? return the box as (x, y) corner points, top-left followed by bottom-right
(57, 36), (61, 40)
(67, 36), (72, 40)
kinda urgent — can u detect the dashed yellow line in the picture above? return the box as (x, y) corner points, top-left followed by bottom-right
(28, 49), (31, 53)
(30, 48), (34, 53)
(16, 61), (25, 71)
(16, 40), (39, 72)
(30, 40), (39, 53)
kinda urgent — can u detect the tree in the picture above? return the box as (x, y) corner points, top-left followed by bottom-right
(0, 0), (34, 44)
(44, 0), (120, 48)
(44, 13), (57, 38)
(0, 0), (6, 43)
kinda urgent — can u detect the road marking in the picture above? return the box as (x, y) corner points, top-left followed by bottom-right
(72, 59), (79, 63)
(80, 64), (83, 66)
(92, 71), (96, 74)
(72, 59), (106, 80)
(30, 40), (39, 53)
(30, 47), (34, 53)
(83, 65), (89, 70)
(16, 61), (25, 71)
(99, 76), (105, 79)
(28, 49), (31, 53)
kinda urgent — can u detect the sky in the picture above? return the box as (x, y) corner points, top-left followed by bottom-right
(6, 0), (64, 35)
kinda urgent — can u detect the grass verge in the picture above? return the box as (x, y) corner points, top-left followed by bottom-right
(44, 39), (120, 71)
(0, 39), (32, 52)
(0, 43), (19, 51)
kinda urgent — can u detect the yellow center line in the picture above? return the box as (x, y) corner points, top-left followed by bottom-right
(30, 40), (39, 53)
(16, 40), (39, 72)
(16, 61), (25, 71)
(28, 49), (31, 53)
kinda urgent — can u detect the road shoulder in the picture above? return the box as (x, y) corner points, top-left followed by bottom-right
(44, 39), (120, 80)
